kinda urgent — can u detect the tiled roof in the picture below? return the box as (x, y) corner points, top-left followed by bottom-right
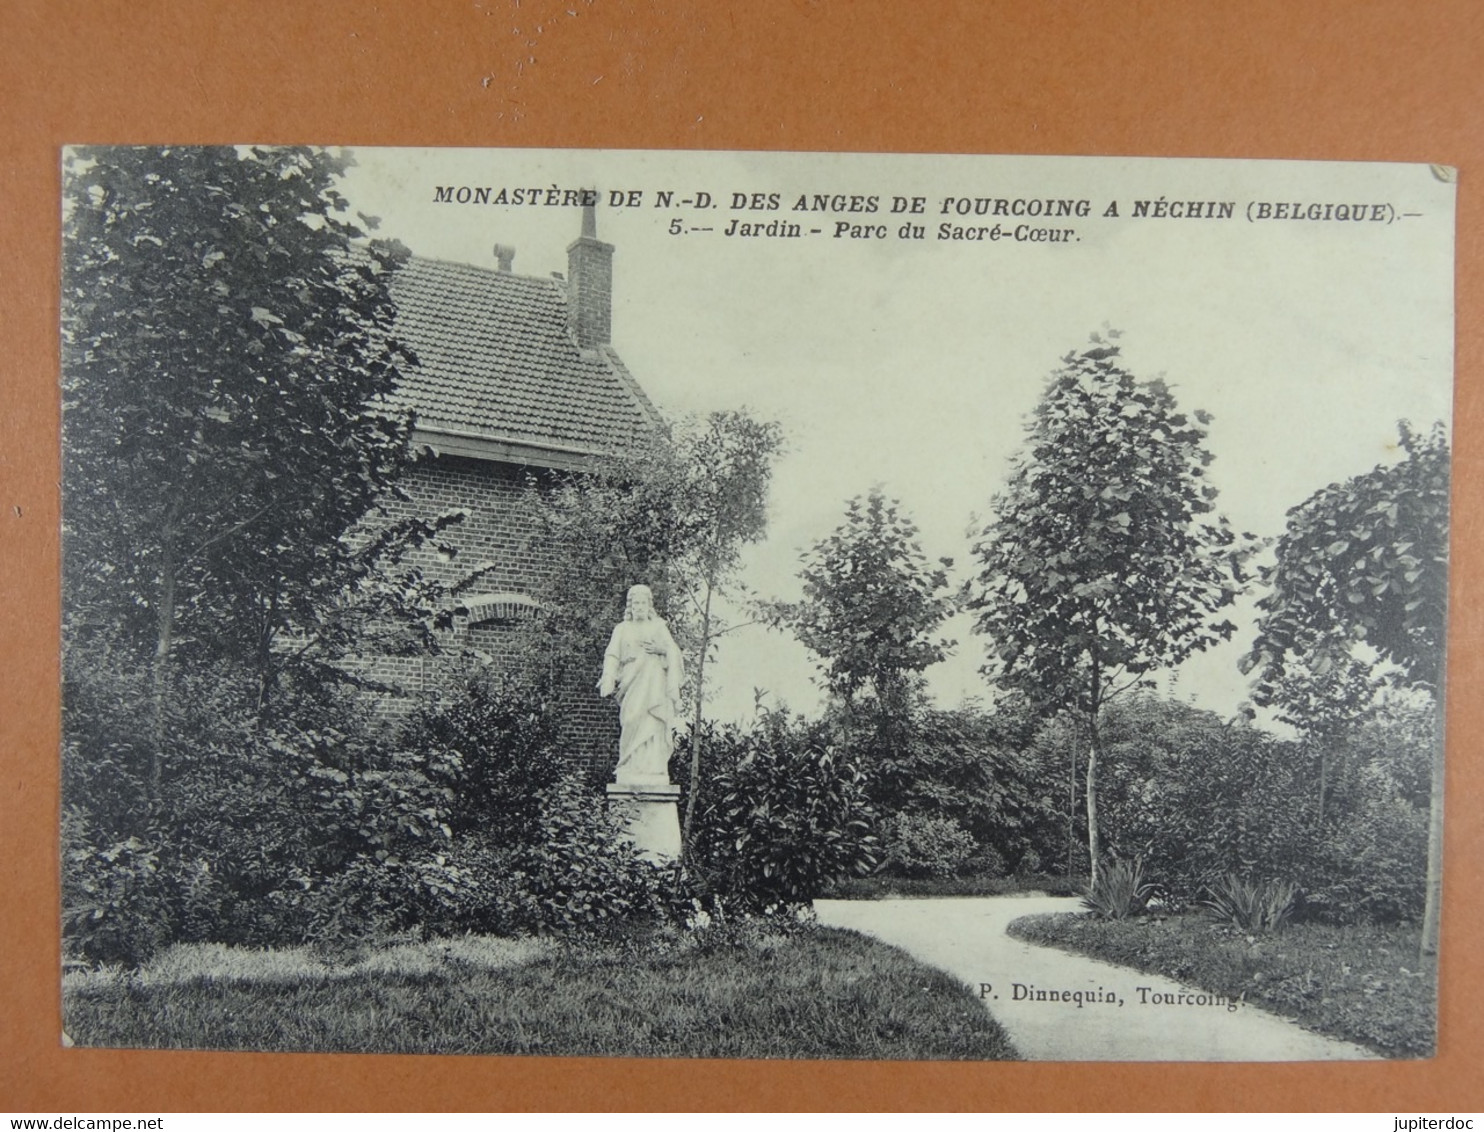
(385, 255), (663, 460)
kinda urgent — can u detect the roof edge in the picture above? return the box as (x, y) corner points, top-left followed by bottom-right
(411, 425), (612, 472)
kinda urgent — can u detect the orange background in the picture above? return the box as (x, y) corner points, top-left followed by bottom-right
(2, 0), (1481, 1112)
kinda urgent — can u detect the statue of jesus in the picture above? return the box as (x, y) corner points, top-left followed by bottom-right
(597, 584), (684, 786)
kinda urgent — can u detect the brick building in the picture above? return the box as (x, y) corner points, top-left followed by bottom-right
(369, 206), (665, 774)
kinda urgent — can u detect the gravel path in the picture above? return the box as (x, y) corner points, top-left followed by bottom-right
(814, 895), (1379, 1061)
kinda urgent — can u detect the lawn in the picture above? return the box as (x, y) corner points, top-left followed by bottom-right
(1008, 910), (1435, 1058)
(64, 923), (1019, 1060)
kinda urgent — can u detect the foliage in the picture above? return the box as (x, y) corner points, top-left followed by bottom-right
(1245, 422), (1450, 695)
(1089, 704), (1317, 905)
(968, 333), (1255, 878)
(506, 777), (668, 935)
(62, 819), (177, 966)
(869, 700), (1064, 873)
(1079, 857), (1155, 920)
(969, 335), (1254, 714)
(676, 410), (786, 591)
(521, 436), (695, 686)
(525, 411), (783, 691)
(783, 489), (956, 715)
(967, 845), (1008, 879)
(62, 601), (690, 960)
(397, 669), (562, 847)
(1089, 695), (1217, 860)
(667, 412), (787, 851)
(687, 711), (880, 909)
(1263, 641), (1381, 740)
(1054, 691), (1432, 925)
(1242, 421), (1448, 953)
(884, 813), (977, 879)
(821, 872), (1084, 899)
(61, 642), (160, 838)
(1306, 777), (1429, 925)
(61, 147), (460, 706)
(1200, 874), (1298, 933)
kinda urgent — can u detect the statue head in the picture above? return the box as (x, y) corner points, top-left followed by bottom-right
(624, 584), (656, 621)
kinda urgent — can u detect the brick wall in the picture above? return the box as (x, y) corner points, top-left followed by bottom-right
(357, 452), (620, 781)
(380, 455), (548, 595)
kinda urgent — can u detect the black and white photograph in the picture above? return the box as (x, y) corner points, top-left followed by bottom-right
(58, 145), (1453, 1062)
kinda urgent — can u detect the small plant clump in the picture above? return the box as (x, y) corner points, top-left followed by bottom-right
(1200, 874), (1298, 933)
(885, 812), (978, 879)
(1079, 858), (1155, 920)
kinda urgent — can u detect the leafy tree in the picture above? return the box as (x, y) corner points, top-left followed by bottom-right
(783, 489), (956, 747)
(1262, 640), (1380, 825)
(62, 146), (455, 800)
(521, 436), (694, 694)
(1243, 422), (1449, 952)
(1244, 422), (1448, 692)
(669, 412), (785, 853)
(967, 334), (1255, 881)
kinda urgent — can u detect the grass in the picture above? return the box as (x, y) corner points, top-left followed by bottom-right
(63, 923), (1020, 1060)
(1008, 910), (1435, 1058)
(821, 872), (1084, 900)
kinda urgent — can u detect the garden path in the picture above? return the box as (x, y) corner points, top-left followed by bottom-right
(813, 895), (1379, 1061)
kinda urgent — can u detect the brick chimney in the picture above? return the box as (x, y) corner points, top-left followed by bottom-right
(566, 201), (613, 349)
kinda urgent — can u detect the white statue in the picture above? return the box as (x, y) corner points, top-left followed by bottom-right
(597, 584), (684, 785)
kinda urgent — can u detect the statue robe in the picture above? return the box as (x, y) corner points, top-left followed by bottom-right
(600, 617), (684, 784)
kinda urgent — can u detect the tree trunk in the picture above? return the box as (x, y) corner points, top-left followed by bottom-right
(149, 520), (179, 810)
(254, 584), (280, 723)
(681, 577), (716, 861)
(1085, 721), (1101, 886)
(1085, 652), (1103, 885)
(1421, 693), (1446, 957)
(1067, 728), (1077, 879)
(1317, 741), (1328, 827)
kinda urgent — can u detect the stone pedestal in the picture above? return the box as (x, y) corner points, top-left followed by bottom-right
(606, 781), (682, 863)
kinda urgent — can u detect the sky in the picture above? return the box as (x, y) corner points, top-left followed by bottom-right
(339, 148), (1455, 726)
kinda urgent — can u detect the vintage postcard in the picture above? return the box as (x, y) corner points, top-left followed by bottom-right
(58, 146), (1453, 1062)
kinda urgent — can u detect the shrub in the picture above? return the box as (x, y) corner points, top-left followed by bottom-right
(866, 701), (1063, 871)
(1015, 849), (1043, 876)
(1084, 691), (1437, 929)
(886, 813), (977, 878)
(689, 711), (879, 910)
(1306, 784), (1428, 924)
(1200, 874), (1298, 933)
(62, 814), (176, 966)
(1080, 858), (1154, 920)
(508, 776), (668, 934)
(966, 844), (1007, 879)
(397, 670), (562, 847)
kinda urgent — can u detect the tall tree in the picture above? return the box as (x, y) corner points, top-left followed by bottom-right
(782, 488), (956, 749)
(1243, 421), (1449, 953)
(62, 146), (445, 796)
(1261, 638), (1379, 826)
(671, 413), (785, 855)
(967, 334), (1254, 881)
